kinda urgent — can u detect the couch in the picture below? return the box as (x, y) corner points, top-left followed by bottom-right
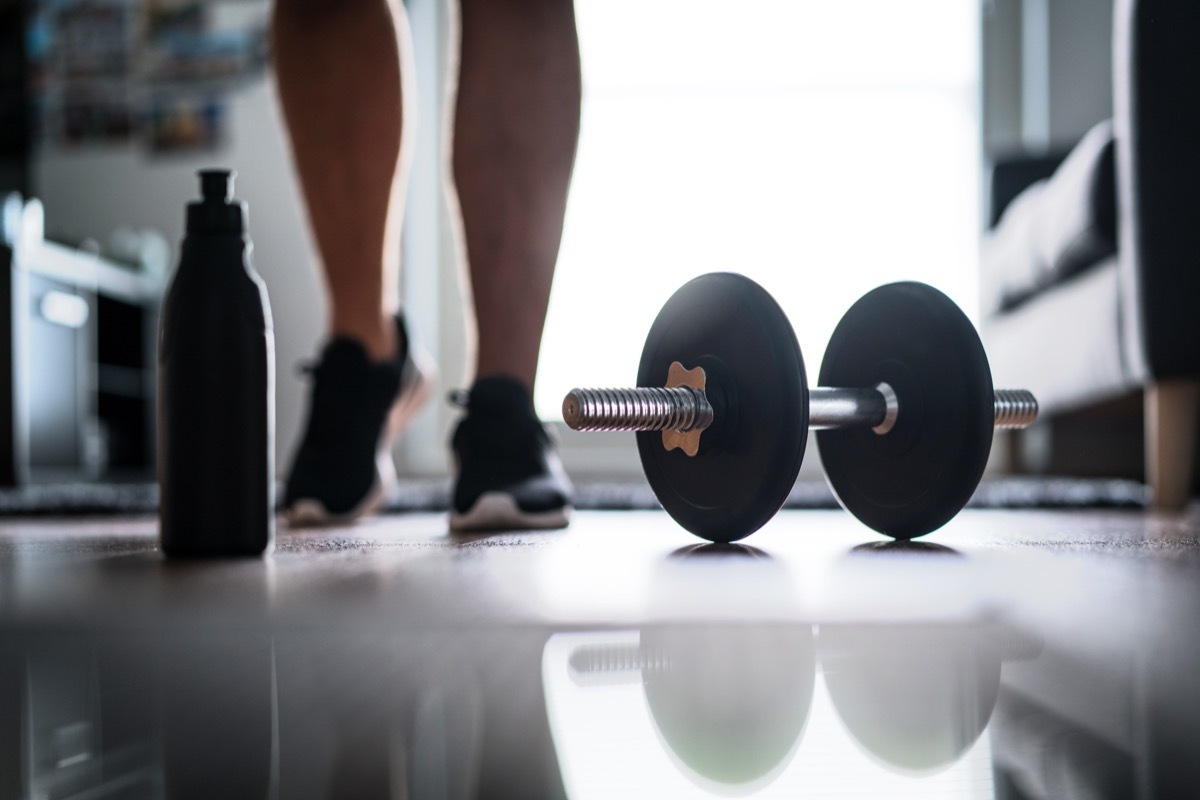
(980, 0), (1200, 508)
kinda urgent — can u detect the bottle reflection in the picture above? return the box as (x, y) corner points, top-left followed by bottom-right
(161, 633), (278, 799)
(4, 629), (527, 800)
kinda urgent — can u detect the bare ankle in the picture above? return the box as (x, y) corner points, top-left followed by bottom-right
(331, 314), (397, 362)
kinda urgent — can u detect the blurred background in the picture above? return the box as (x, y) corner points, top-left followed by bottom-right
(0, 0), (1120, 488)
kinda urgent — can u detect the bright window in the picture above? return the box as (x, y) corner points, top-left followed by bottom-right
(536, 0), (981, 418)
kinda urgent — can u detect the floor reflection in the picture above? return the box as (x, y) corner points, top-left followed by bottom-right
(3, 514), (1200, 798)
(545, 621), (1004, 798)
(3, 627), (558, 800)
(5, 603), (1199, 799)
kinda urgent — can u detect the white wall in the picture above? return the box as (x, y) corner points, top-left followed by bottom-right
(31, 0), (467, 480)
(33, 76), (327, 478)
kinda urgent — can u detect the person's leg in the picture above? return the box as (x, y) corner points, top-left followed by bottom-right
(275, 0), (432, 524)
(273, 0), (413, 362)
(446, 0), (580, 532)
(451, 0), (582, 391)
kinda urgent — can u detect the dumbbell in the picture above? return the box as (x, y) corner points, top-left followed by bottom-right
(562, 272), (1037, 543)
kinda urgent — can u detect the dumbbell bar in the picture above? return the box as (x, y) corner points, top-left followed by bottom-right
(564, 383), (1037, 440)
(559, 272), (1039, 544)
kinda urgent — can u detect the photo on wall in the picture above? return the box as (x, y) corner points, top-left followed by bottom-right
(143, 93), (224, 154)
(26, 0), (267, 154)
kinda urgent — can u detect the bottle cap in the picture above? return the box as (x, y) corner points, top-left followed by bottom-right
(200, 169), (234, 203)
(186, 169), (246, 235)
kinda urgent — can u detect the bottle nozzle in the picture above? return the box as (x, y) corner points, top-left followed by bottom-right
(199, 170), (235, 204)
(187, 169), (244, 234)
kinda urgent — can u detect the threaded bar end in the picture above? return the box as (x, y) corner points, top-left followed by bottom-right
(563, 387), (712, 433)
(994, 389), (1039, 429)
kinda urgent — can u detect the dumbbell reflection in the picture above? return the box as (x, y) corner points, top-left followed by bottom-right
(554, 618), (1020, 787)
(641, 623), (817, 789)
(820, 622), (1003, 773)
(550, 617), (1018, 794)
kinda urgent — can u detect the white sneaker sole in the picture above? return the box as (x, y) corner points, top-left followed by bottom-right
(449, 492), (571, 533)
(286, 478), (386, 528)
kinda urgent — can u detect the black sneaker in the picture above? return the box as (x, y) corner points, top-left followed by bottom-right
(449, 376), (573, 532)
(284, 315), (434, 526)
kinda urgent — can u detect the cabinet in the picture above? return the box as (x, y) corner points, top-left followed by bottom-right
(1, 195), (164, 485)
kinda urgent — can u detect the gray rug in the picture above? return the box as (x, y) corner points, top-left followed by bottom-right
(0, 477), (1149, 517)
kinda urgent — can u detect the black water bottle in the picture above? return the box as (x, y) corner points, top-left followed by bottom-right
(158, 169), (275, 557)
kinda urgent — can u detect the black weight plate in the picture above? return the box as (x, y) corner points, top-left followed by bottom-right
(816, 282), (993, 539)
(637, 273), (807, 543)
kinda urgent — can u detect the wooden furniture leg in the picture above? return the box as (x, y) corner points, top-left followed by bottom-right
(1146, 380), (1200, 509)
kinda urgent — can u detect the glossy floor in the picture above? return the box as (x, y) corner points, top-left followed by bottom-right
(2, 508), (1199, 799)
